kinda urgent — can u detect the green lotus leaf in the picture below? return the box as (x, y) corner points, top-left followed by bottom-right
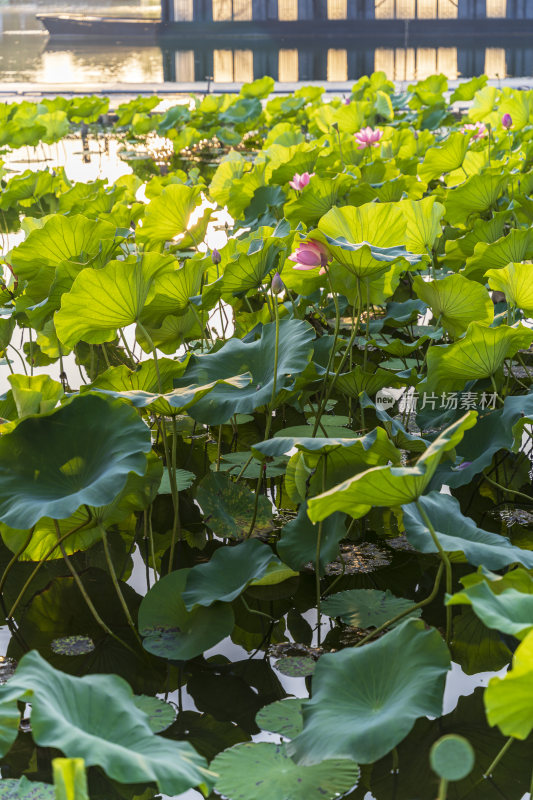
(307, 412), (477, 523)
(133, 695), (177, 733)
(0, 650), (212, 794)
(444, 173), (508, 226)
(158, 466), (196, 493)
(136, 184), (203, 247)
(284, 175), (353, 227)
(321, 588), (421, 628)
(403, 196), (445, 254)
(434, 392), (533, 488)
(211, 742), (360, 800)
(240, 75), (275, 99)
(196, 472), (273, 540)
(0, 393), (151, 529)
(336, 364), (406, 398)
(50, 636), (95, 656)
(464, 228), (533, 282)
(222, 240), (282, 297)
(443, 211), (508, 268)
(140, 258), (206, 326)
(412, 274), (493, 339)
(450, 75), (487, 102)
(138, 568), (234, 661)
(277, 503), (347, 575)
(447, 581), (533, 640)
(403, 491), (533, 569)
(7, 374), (64, 420)
(288, 618), (450, 765)
(430, 735), (475, 781)
(183, 539), (278, 609)
(275, 657), (316, 677)
(255, 698), (304, 739)
(485, 629), (533, 738)
(317, 202), (423, 279)
(55, 253), (177, 348)
(7, 214), (120, 285)
(0, 777), (55, 800)
(424, 322), (533, 393)
(486, 262), (533, 316)
(417, 132), (470, 183)
(172, 319), (315, 424)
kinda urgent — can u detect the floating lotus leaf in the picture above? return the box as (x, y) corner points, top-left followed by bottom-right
(430, 735), (475, 781)
(211, 742), (360, 800)
(275, 656), (316, 678)
(133, 695), (177, 733)
(172, 318), (315, 424)
(425, 322), (533, 393)
(138, 568), (234, 661)
(307, 412), (477, 523)
(0, 394), (151, 529)
(255, 699), (304, 739)
(196, 472), (273, 540)
(485, 629), (533, 739)
(183, 539), (279, 609)
(412, 274), (493, 339)
(288, 619), (450, 765)
(0, 777), (55, 800)
(321, 589), (420, 629)
(403, 492), (533, 569)
(50, 636), (95, 656)
(0, 650), (212, 795)
(486, 262), (533, 316)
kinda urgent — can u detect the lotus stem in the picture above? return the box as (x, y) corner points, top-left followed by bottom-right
(54, 521), (136, 655)
(482, 471), (533, 504)
(100, 526), (142, 645)
(0, 529), (33, 599)
(136, 321), (162, 393)
(165, 416), (181, 574)
(415, 501), (453, 645)
(483, 736), (514, 779)
(355, 562), (444, 648)
(315, 456), (327, 647)
(247, 286), (280, 537)
(437, 777), (448, 800)
(312, 268), (341, 437)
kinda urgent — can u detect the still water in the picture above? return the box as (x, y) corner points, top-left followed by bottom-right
(3, 0), (533, 83)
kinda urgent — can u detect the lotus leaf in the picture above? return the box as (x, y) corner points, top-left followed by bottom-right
(447, 581), (533, 640)
(430, 735), (475, 781)
(486, 262), (533, 316)
(0, 777), (55, 800)
(211, 742), (360, 800)
(485, 629), (533, 739)
(412, 274), (493, 338)
(138, 568), (234, 660)
(321, 588), (421, 628)
(136, 183), (203, 247)
(0, 651), (212, 794)
(307, 412), (477, 522)
(288, 618), (450, 764)
(0, 394), (151, 529)
(196, 472), (273, 540)
(255, 698), (304, 738)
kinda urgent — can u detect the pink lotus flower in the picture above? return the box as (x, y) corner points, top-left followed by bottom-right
(355, 126), (383, 149)
(462, 122), (487, 141)
(502, 113), (513, 129)
(289, 240), (330, 274)
(289, 172), (314, 191)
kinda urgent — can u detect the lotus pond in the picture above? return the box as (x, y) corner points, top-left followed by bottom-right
(2, 73), (533, 800)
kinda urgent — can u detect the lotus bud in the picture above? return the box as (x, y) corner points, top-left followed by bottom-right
(502, 113), (513, 129)
(271, 272), (284, 294)
(212, 248), (221, 265)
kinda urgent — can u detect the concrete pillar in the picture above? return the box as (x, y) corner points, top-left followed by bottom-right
(161, 0), (174, 23)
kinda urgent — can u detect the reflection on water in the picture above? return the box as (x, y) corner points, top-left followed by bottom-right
(2, 1), (533, 83)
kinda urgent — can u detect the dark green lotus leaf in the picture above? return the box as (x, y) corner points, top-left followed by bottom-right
(253, 426), (399, 460)
(138, 568), (234, 661)
(211, 742), (360, 800)
(307, 412), (477, 523)
(183, 539), (278, 609)
(158, 467), (195, 494)
(50, 636), (95, 656)
(255, 699), (304, 739)
(403, 492), (533, 569)
(277, 503), (346, 575)
(288, 619), (450, 765)
(275, 657), (316, 678)
(0, 651), (212, 795)
(133, 695), (177, 733)
(0, 777), (55, 800)
(321, 589), (421, 629)
(430, 735), (475, 781)
(0, 394), (151, 529)
(196, 472), (273, 540)
(447, 581), (533, 640)
(451, 608), (512, 676)
(172, 319), (315, 424)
